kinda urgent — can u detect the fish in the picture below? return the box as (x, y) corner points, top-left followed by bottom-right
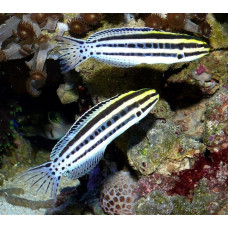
(56, 27), (210, 73)
(21, 88), (159, 202)
(20, 111), (72, 140)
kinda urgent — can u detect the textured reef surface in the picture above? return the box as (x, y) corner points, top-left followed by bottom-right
(0, 13), (228, 215)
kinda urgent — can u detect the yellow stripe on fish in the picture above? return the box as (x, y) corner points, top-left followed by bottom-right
(20, 88), (159, 202)
(56, 27), (210, 73)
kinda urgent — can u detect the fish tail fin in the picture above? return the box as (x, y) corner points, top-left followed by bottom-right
(56, 36), (90, 73)
(19, 162), (61, 203)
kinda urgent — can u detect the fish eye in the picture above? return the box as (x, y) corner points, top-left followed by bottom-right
(48, 112), (61, 123)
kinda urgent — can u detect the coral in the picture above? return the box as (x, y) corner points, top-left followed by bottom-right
(99, 171), (138, 215)
(127, 118), (206, 175)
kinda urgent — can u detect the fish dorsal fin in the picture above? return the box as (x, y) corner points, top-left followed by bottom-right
(64, 148), (106, 180)
(87, 27), (154, 42)
(50, 94), (119, 161)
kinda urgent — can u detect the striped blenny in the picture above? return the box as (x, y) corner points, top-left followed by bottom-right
(22, 88), (159, 202)
(56, 27), (210, 73)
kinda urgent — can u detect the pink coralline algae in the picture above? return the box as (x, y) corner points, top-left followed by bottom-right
(135, 147), (228, 197)
(99, 171), (139, 215)
(195, 64), (209, 75)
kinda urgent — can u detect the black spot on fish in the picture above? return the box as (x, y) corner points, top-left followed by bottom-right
(136, 111), (141, 117)
(177, 54), (184, 59)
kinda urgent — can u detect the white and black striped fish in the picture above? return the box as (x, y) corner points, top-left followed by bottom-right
(56, 27), (210, 73)
(21, 89), (159, 202)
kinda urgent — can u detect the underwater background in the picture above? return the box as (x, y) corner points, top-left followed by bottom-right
(0, 13), (227, 215)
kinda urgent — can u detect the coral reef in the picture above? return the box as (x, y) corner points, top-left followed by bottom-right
(100, 171), (138, 215)
(127, 118), (206, 175)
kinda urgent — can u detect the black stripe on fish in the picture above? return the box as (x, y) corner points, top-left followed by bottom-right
(96, 33), (205, 42)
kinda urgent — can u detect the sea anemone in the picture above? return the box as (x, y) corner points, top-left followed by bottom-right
(48, 13), (63, 21)
(1, 43), (22, 60)
(17, 21), (35, 43)
(29, 70), (47, 81)
(31, 13), (48, 24)
(0, 16), (21, 47)
(193, 13), (207, 23)
(199, 22), (212, 38)
(36, 34), (49, 45)
(81, 13), (101, 26)
(68, 17), (89, 35)
(26, 77), (45, 97)
(144, 14), (164, 30)
(167, 13), (186, 30)
(19, 45), (34, 57)
(43, 14), (62, 32)
(35, 41), (55, 71)
(183, 19), (200, 33)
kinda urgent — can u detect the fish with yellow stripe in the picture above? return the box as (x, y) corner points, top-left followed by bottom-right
(21, 88), (159, 202)
(56, 27), (210, 73)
